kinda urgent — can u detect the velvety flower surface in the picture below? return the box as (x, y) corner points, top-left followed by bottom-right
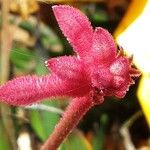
(0, 5), (140, 106)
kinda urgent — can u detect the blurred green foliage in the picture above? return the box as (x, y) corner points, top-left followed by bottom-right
(11, 47), (36, 72)
(0, 124), (11, 150)
(29, 100), (60, 141)
(60, 130), (92, 150)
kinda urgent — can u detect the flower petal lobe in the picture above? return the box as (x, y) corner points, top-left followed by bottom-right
(52, 5), (93, 57)
(46, 56), (88, 80)
(0, 75), (90, 106)
(91, 27), (117, 65)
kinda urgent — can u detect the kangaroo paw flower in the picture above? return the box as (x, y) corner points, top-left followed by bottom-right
(0, 5), (140, 150)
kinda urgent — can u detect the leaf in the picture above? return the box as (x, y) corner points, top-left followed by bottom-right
(0, 124), (11, 150)
(29, 100), (60, 141)
(35, 55), (48, 75)
(10, 47), (35, 71)
(29, 109), (46, 141)
(40, 23), (63, 53)
(60, 130), (93, 150)
(10, 25), (35, 46)
(92, 10), (109, 22)
(19, 21), (35, 32)
(92, 114), (108, 150)
(41, 100), (60, 138)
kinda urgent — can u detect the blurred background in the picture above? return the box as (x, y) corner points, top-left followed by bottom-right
(0, 0), (150, 149)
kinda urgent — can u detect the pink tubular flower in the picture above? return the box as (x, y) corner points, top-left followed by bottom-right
(0, 5), (140, 150)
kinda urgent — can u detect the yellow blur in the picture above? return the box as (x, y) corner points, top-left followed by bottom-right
(114, 0), (150, 127)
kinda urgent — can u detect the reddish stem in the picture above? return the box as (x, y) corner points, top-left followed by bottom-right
(41, 96), (93, 150)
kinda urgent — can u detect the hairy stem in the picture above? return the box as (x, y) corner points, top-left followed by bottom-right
(41, 96), (93, 150)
